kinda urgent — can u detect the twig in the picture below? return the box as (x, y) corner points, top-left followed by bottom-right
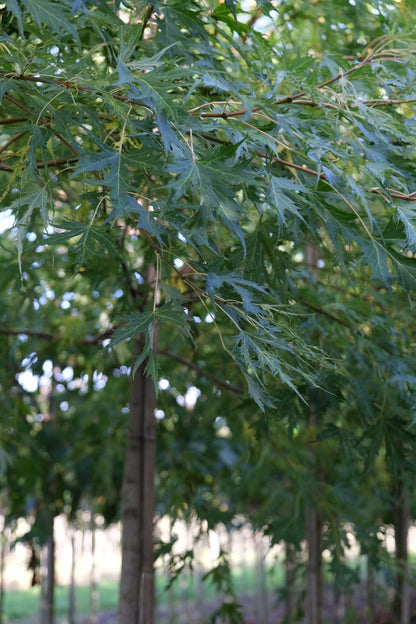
(36, 157), (79, 169)
(52, 132), (80, 157)
(0, 326), (114, 345)
(4, 93), (32, 116)
(0, 117), (27, 125)
(299, 300), (352, 329)
(0, 131), (28, 155)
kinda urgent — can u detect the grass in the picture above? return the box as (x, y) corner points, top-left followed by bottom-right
(4, 582), (118, 621)
(4, 563), (286, 621)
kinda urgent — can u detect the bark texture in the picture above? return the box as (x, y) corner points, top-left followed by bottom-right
(0, 512), (6, 624)
(304, 244), (323, 624)
(119, 340), (157, 623)
(392, 486), (410, 624)
(40, 525), (55, 624)
(305, 504), (322, 624)
(69, 524), (76, 624)
(285, 543), (296, 623)
(90, 515), (99, 624)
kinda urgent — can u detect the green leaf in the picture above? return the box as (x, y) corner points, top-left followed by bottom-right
(47, 220), (123, 269)
(361, 239), (392, 284)
(362, 238), (416, 291)
(268, 176), (306, 227)
(224, 0), (237, 18)
(126, 44), (177, 71)
(7, 189), (49, 273)
(21, 0), (79, 41)
(6, 0), (24, 35)
(397, 205), (416, 249)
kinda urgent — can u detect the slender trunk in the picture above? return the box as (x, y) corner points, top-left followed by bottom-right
(305, 504), (322, 624)
(285, 543), (296, 623)
(366, 555), (376, 624)
(119, 340), (157, 624)
(68, 523), (76, 624)
(0, 511), (7, 624)
(392, 486), (410, 624)
(333, 581), (341, 624)
(90, 514), (98, 624)
(139, 364), (157, 624)
(304, 244), (323, 624)
(40, 517), (55, 624)
(119, 265), (158, 624)
(255, 532), (268, 624)
(305, 402), (322, 624)
(40, 372), (57, 624)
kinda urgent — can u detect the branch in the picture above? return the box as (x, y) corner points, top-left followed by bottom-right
(0, 326), (114, 345)
(274, 55), (405, 106)
(0, 131), (28, 155)
(266, 154), (325, 179)
(157, 349), (243, 395)
(299, 300), (352, 329)
(0, 327), (243, 394)
(0, 156), (79, 172)
(36, 156), (79, 169)
(364, 97), (416, 106)
(0, 72), (152, 113)
(0, 328), (54, 340)
(4, 94), (32, 116)
(52, 132), (80, 157)
(0, 117), (27, 125)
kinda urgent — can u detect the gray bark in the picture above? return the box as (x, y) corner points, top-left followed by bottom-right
(0, 511), (7, 624)
(68, 524), (76, 624)
(285, 543), (296, 623)
(40, 384), (57, 624)
(305, 504), (322, 624)
(393, 487), (410, 624)
(119, 262), (158, 624)
(90, 514), (99, 624)
(40, 524), (55, 624)
(304, 244), (323, 624)
(366, 556), (376, 624)
(255, 532), (269, 624)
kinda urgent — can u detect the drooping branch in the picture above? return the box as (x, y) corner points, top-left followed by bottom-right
(0, 51), (411, 129)
(0, 72), (153, 113)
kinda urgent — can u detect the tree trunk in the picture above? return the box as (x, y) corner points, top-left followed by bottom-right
(285, 543), (296, 623)
(305, 504), (322, 624)
(0, 510), (7, 624)
(304, 243), (323, 624)
(119, 336), (157, 624)
(304, 403), (323, 624)
(40, 372), (59, 624)
(90, 514), (98, 624)
(68, 523), (76, 624)
(392, 486), (410, 624)
(255, 531), (269, 624)
(366, 555), (376, 624)
(40, 517), (55, 624)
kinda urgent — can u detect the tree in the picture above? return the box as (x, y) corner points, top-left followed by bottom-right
(2, 1), (416, 622)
